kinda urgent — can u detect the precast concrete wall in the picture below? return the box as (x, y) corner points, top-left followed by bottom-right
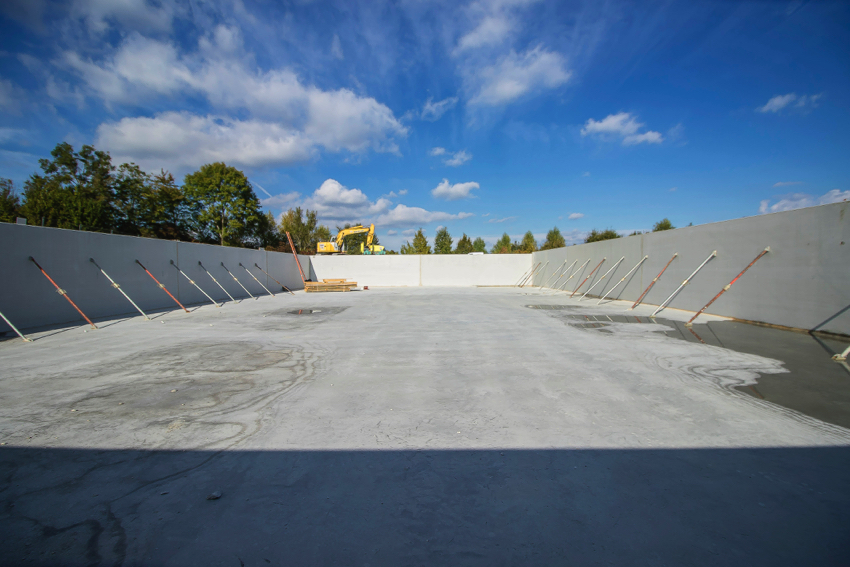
(531, 202), (850, 335)
(0, 224), (309, 331)
(310, 254), (531, 287)
(420, 255), (530, 286)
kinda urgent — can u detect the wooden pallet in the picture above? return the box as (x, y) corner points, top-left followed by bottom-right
(305, 280), (358, 293)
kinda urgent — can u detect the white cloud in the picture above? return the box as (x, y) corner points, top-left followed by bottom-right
(387, 230), (398, 236)
(0, 79), (24, 112)
(260, 192), (300, 210)
(468, 46), (571, 107)
(384, 189), (408, 198)
(96, 112), (315, 171)
(488, 216), (515, 223)
(581, 112), (663, 146)
(280, 179), (472, 228)
(375, 204), (473, 227)
(431, 178), (480, 200)
(331, 34), (344, 60)
(429, 147), (447, 156)
(757, 93), (822, 113)
(773, 181), (803, 187)
(759, 189), (850, 214)
(456, 14), (513, 52)
(444, 150), (472, 167)
(582, 171), (590, 177)
(623, 131), (663, 145)
(669, 187), (677, 192)
(421, 96), (458, 121)
(71, 28), (406, 171)
(71, 0), (178, 35)
(402, 229), (416, 237)
(568, 212), (584, 219)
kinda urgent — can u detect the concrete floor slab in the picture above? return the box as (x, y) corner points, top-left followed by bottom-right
(1, 287), (849, 565)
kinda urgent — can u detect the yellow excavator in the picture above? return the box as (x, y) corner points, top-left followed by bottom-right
(317, 223), (385, 255)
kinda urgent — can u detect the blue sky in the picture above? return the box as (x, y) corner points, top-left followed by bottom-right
(1, 0), (848, 250)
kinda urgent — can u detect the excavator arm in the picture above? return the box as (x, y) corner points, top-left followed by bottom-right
(317, 224), (376, 254)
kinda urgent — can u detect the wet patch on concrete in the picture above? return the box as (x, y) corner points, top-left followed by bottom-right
(525, 304), (581, 310)
(268, 306), (348, 317)
(536, 309), (850, 430)
(0, 342), (319, 450)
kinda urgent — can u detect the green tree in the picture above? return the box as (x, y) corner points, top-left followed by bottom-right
(400, 241), (415, 254)
(0, 178), (21, 223)
(252, 211), (281, 249)
(21, 142), (115, 231)
(540, 227), (566, 250)
(183, 162), (261, 246)
(142, 170), (192, 240)
(584, 228), (621, 243)
(492, 232), (513, 254)
(455, 233), (474, 254)
(412, 228), (431, 254)
(652, 218), (675, 231)
(434, 227), (453, 254)
(112, 163), (148, 236)
(472, 237), (487, 253)
(518, 231), (537, 253)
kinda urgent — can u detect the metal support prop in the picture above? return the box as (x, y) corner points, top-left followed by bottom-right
(685, 247), (769, 326)
(556, 259), (589, 292)
(199, 261), (236, 302)
(630, 253), (678, 310)
(513, 265), (533, 286)
(580, 256), (625, 300)
(29, 256), (98, 329)
(254, 263), (294, 295)
(221, 262), (255, 299)
(0, 310), (32, 342)
(571, 258), (606, 297)
(523, 261), (548, 287)
(542, 260), (569, 289)
(90, 258), (149, 320)
(651, 251), (717, 318)
(516, 263), (540, 287)
(170, 260), (220, 307)
(833, 345), (850, 362)
(546, 260), (577, 292)
(135, 259), (189, 313)
(285, 232), (308, 283)
(598, 256), (649, 305)
(240, 263), (274, 297)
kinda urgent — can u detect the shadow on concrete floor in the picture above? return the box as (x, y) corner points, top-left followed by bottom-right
(2, 446), (849, 566)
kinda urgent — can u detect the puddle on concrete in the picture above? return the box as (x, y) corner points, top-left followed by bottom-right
(528, 307), (850, 430)
(266, 307), (348, 317)
(525, 304), (580, 310)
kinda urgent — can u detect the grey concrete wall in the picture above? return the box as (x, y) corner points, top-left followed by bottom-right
(531, 202), (850, 335)
(310, 254), (532, 287)
(0, 224), (309, 331)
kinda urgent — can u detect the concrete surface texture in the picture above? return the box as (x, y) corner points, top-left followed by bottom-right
(0, 223), (308, 330)
(310, 253), (530, 287)
(531, 201), (850, 335)
(1, 287), (848, 565)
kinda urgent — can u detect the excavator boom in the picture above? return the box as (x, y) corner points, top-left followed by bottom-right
(317, 224), (376, 254)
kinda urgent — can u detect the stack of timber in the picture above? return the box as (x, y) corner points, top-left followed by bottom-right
(305, 279), (358, 293)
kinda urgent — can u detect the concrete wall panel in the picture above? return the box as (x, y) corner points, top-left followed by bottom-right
(420, 254), (530, 286)
(310, 255), (421, 287)
(0, 224), (308, 330)
(531, 202), (850, 334)
(310, 254), (532, 287)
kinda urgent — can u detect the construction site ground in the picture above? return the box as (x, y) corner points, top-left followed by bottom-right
(1, 287), (848, 566)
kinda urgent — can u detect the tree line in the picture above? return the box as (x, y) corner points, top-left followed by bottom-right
(1, 142), (683, 254)
(0, 142), (342, 252)
(399, 226), (568, 254)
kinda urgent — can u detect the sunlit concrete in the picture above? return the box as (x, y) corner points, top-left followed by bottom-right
(1, 287), (848, 565)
